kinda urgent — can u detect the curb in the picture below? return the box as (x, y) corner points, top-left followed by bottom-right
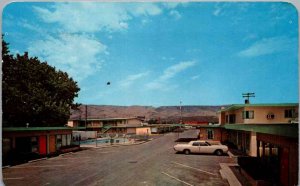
(227, 151), (237, 158)
(59, 152), (74, 156)
(28, 157), (48, 163)
(227, 150), (239, 163)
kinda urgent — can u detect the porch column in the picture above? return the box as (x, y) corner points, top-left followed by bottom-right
(249, 131), (257, 157)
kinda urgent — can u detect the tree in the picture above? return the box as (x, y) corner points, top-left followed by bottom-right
(2, 39), (80, 127)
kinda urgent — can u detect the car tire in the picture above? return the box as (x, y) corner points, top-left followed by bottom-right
(215, 149), (223, 156)
(184, 149), (190, 155)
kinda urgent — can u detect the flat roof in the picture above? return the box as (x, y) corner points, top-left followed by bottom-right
(196, 125), (224, 128)
(219, 103), (298, 112)
(3, 127), (86, 132)
(86, 124), (181, 128)
(169, 124), (186, 127)
(86, 125), (149, 129)
(224, 124), (298, 138)
(69, 117), (139, 121)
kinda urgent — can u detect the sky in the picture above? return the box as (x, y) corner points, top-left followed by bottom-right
(2, 2), (299, 106)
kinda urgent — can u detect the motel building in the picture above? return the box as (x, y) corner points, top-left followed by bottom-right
(68, 117), (151, 136)
(2, 127), (84, 166)
(197, 103), (298, 186)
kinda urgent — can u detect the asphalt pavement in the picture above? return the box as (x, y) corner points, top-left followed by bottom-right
(2, 129), (234, 186)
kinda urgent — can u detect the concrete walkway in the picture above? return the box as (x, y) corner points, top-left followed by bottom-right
(218, 149), (249, 186)
(219, 163), (242, 186)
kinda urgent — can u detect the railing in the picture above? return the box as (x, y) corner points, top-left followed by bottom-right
(102, 125), (112, 133)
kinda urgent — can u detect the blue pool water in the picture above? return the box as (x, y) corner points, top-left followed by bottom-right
(79, 138), (129, 145)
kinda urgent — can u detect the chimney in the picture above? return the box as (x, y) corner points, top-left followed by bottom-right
(245, 99), (249, 104)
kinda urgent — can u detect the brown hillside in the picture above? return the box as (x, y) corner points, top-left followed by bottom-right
(70, 105), (221, 123)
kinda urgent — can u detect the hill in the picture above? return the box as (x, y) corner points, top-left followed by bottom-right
(70, 105), (222, 123)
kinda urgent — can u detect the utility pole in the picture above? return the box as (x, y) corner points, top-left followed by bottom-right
(242, 93), (255, 104)
(180, 101), (182, 124)
(85, 105), (87, 130)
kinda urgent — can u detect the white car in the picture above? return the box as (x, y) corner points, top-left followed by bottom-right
(173, 140), (228, 155)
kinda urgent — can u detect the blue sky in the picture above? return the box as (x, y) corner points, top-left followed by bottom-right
(2, 2), (299, 106)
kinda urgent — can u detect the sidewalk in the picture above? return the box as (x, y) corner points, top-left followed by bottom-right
(220, 149), (251, 186)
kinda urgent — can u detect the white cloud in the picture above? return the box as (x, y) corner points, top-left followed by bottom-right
(212, 3), (231, 17)
(120, 72), (149, 88)
(213, 8), (221, 16)
(29, 2), (183, 83)
(146, 61), (196, 91)
(18, 19), (44, 34)
(242, 34), (258, 42)
(161, 56), (175, 61)
(169, 10), (182, 20)
(34, 3), (131, 33)
(160, 61), (196, 81)
(162, 2), (184, 9)
(238, 36), (296, 57)
(33, 3), (167, 33)
(191, 75), (200, 80)
(28, 34), (107, 81)
(141, 19), (153, 25)
(130, 3), (162, 16)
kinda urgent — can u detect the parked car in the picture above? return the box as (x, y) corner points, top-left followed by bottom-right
(173, 140), (228, 156)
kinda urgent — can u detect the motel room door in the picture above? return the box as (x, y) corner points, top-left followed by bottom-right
(39, 135), (47, 155)
(280, 147), (289, 186)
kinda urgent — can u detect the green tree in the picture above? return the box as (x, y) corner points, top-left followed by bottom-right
(2, 40), (80, 127)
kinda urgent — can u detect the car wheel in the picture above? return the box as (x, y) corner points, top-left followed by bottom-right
(184, 149), (190, 155)
(215, 150), (223, 156)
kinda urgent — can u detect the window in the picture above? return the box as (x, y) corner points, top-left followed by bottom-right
(285, 109), (295, 118)
(62, 135), (67, 146)
(229, 114), (236, 123)
(200, 142), (209, 146)
(242, 111), (254, 119)
(192, 142), (200, 146)
(56, 135), (62, 150)
(67, 134), (72, 146)
(266, 113), (275, 119)
(31, 137), (38, 153)
(225, 115), (229, 123)
(207, 129), (214, 139)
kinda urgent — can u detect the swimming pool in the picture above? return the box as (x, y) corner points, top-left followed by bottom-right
(79, 137), (130, 145)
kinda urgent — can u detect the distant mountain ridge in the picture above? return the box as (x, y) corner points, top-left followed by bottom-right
(70, 105), (222, 123)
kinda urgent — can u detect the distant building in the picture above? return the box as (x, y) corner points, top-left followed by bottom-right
(183, 121), (209, 125)
(197, 103), (298, 186)
(68, 117), (151, 135)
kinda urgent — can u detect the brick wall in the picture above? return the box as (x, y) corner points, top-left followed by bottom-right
(198, 128), (227, 142)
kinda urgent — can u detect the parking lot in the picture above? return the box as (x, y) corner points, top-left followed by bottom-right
(3, 130), (234, 186)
